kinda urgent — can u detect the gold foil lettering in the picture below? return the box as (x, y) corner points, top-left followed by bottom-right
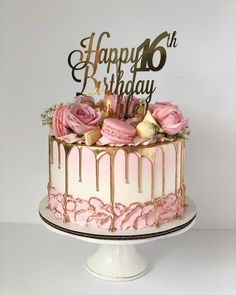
(68, 31), (177, 104)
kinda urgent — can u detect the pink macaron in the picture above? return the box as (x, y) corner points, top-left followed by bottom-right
(101, 118), (136, 144)
(52, 105), (70, 137)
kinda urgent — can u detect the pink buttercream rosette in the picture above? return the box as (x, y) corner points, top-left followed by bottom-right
(48, 186), (185, 230)
(48, 187), (64, 220)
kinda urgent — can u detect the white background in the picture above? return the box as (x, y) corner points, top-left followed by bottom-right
(0, 0), (236, 230)
(1, 224), (235, 295)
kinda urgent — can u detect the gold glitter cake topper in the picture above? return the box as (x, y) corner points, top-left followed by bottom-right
(68, 31), (178, 108)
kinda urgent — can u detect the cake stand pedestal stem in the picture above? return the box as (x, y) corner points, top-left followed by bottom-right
(86, 244), (148, 281)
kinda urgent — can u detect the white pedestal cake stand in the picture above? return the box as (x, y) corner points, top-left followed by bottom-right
(39, 197), (196, 281)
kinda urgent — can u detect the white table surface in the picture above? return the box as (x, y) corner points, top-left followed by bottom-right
(0, 224), (235, 295)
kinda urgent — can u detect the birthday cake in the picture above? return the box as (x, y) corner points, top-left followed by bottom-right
(41, 94), (189, 232)
(41, 31), (190, 232)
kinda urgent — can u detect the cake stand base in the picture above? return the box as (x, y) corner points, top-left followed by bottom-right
(39, 196), (196, 281)
(86, 244), (147, 281)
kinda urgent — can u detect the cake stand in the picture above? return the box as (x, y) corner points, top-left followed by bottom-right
(39, 197), (196, 281)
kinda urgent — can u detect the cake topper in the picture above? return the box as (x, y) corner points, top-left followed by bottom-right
(68, 31), (177, 117)
(68, 32), (177, 95)
(41, 30), (189, 148)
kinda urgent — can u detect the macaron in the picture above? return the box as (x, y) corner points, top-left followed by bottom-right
(101, 118), (136, 144)
(52, 105), (70, 137)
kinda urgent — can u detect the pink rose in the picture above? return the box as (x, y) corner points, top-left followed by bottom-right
(149, 102), (176, 121)
(66, 103), (103, 135)
(161, 113), (187, 135)
(149, 102), (187, 135)
(52, 105), (71, 137)
(74, 95), (95, 107)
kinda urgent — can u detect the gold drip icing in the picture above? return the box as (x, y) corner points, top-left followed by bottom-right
(110, 152), (115, 202)
(124, 152), (129, 184)
(180, 139), (186, 203)
(173, 141), (179, 195)
(57, 142), (61, 169)
(136, 146), (157, 225)
(135, 146), (157, 199)
(49, 136), (54, 165)
(77, 147), (82, 182)
(108, 149), (117, 232)
(48, 136), (185, 229)
(63, 144), (72, 223)
(95, 158), (99, 191)
(180, 139), (185, 186)
(50, 136), (173, 154)
(92, 150), (107, 192)
(160, 145), (167, 196)
(136, 145), (157, 161)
